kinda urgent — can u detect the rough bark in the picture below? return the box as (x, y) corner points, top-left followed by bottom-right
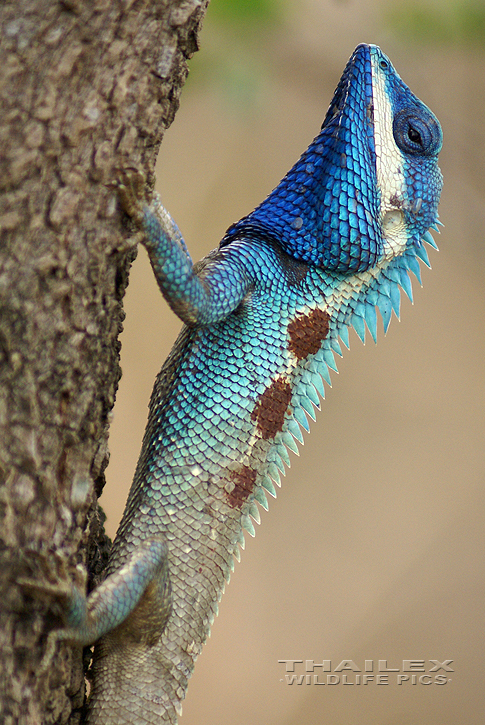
(0, 1), (208, 722)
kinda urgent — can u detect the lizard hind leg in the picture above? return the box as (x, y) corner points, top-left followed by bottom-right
(93, 538), (172, 652)
(40, 537), (171, 674)
(88, 537), (172, 649)
(86, 538), (175, 724)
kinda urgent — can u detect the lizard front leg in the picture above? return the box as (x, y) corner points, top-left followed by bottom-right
(119, 168), (253, 326)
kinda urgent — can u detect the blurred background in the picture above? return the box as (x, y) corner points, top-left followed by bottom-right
(103, 0), (485, 722)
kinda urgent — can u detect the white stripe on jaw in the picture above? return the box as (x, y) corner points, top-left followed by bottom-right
(371, 56), (408, 260)
(314, 57), (414, 328)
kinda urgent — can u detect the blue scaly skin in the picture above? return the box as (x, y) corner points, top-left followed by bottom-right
(47, 45), (443, 723)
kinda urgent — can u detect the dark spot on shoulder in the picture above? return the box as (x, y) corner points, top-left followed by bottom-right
(272, 243), (309, 286)
(233, 284), (255, 317)
(225, 465), (258, 508)
(389, 194), (402, 208)
(251, 377), (292, 439)
(288, 308), (330, 361)
(217, 223), (308, 285)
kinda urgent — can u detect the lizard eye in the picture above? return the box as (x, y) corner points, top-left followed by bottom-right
(393, 108), (442, 156)
(407, 126), (421, 145)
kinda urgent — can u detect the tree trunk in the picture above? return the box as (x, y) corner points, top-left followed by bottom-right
(0, 1), (208, 722)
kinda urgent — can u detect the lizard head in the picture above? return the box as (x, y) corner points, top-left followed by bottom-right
(222, 44), (443, 277)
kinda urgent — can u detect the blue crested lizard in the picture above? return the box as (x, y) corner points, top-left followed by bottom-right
(45, 44), (443, 723)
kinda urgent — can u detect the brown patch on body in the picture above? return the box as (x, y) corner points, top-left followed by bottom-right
(287, 308), (330, 361)
(225, 466), (258, 508)
(251, 377), (292, 440)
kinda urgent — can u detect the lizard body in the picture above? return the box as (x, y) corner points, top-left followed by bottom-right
(53, 45), (443, 723)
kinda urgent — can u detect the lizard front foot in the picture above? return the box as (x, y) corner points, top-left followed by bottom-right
(116, 167), (149, 225)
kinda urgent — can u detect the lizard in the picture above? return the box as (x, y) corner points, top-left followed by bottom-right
(44, 44), (443, 724)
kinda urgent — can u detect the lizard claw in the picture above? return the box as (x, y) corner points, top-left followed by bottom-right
(116, 167), (149, 225)
(18, 552), (88, 675)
